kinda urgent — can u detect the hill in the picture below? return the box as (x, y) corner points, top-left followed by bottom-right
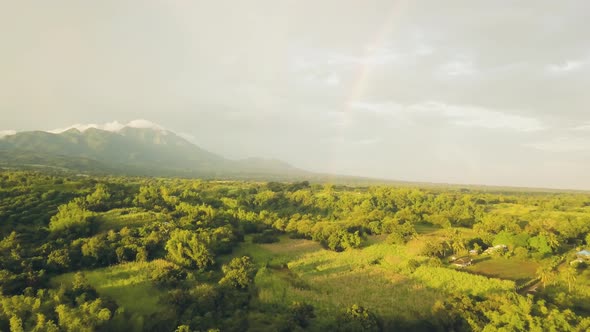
(0, 122), (308, 179)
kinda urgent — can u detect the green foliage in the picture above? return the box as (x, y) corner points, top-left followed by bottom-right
(528, 234), (554, 255)
(4, 171), (590, 331)
(55, 299), (112, 332)
(85, 184), (111, 212)
(150, 261), (187, 287)
(165, 229), (214, 270)
(289, 301), (315, 328)
(337, 304), (380, 332)
(327, 230), (362, 252)
(493, 231), (530, 249)
(385, 222), (417, 245)
(219, 256), (257, 289)
(420, 240), (449, 258)
(49, 200), (94, 236)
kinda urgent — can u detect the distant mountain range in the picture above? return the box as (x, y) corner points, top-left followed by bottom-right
(0, 121), (309, 180)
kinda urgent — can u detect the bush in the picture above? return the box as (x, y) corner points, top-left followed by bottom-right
(150, 262), (187, 287)
(219, 256), (257, 289)
(165, 229), (214, 270)
(337, 304), (380, 332)
(49, 200), (94, 237)
(289, 301), (315, 328)
(252, 230), (280, 244)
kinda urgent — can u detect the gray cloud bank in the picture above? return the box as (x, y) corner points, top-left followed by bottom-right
(1, 1), (589, 189)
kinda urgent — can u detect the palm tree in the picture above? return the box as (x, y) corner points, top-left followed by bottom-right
(563, 266), (577, 293)
(536, 265), (555, 289)
(452, 239), (467, 256)
(544, 232), (560, 252)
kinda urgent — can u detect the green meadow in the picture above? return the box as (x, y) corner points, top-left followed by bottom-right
(232, 235), (519, 330)
(51, 260), (172, 331)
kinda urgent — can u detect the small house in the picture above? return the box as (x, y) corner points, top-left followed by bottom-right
(576, 250), (590, 260)
(452, 257), (472, 268)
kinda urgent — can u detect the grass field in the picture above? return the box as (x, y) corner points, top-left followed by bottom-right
(51, 260), (172, 331)
(489, 203), (539, 216)
(230, 235), (519, 330)
(96, 208), (170, 231)
(466, 258), (539, 284)
(48, 233), (532, 330)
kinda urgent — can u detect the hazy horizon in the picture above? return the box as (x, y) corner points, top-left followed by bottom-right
(2, 1), (590, 190)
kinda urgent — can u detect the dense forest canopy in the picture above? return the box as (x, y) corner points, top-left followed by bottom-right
(1, 170), (590, 331)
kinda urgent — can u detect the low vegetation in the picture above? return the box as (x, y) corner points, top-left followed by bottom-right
(1, 170), (590, 331)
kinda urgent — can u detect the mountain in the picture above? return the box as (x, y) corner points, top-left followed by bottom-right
(0, 122), (308, 179)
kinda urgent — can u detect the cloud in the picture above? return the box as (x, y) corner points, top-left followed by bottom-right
(0, 130), (16, 138)
(350, 101), (544, 132)
(570, 123), (590, 131)
(303, 72), (341, 87)
(437, 59), (477, 77)
(126, 119), (165, 131)
(325, 136), (382, 146)
(324, 73), (341, 86)
(523, 137), (590, 152)
(178, 132), (199, 144)
(547, 60), (586, 73)
(291, 46), (403, 72)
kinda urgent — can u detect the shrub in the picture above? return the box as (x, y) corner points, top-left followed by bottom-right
(219, 256), (257, 289)
(337, 304), (380, 332)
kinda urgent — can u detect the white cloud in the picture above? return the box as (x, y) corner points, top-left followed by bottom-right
(303, 72), (341, 87)
(178, 132), (198, 143)
(126, 119), (165, 131)
(0, 130), (16, 138)
(524, 137), (590, 152)
(356, 137), (381, 145)
(324, 73), (341, 86)
(547, 60), (585, 73)
(437, 59), (477, 77)
(325, 136), (381, 146)
(570, 123), (590, 131)
(291, 47), (401, 71)
(350, 101), (544, 132)
(48, 120), (165, 134)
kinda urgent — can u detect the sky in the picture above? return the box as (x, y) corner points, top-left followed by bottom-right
(1, 1), (590, 189)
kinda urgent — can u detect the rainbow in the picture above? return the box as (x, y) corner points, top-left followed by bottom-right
(327, 1), (408, 173)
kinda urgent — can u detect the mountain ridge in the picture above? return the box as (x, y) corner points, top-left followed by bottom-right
(0, 121), (308, 180)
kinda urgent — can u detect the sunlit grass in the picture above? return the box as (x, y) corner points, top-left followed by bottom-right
(51, 260), (169, 317)
(96, 208), (169, 231)
(237, 235), (517, 328)
(467, 258), (539, 284)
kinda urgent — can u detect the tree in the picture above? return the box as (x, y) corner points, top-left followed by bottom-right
(338, 304), (380, 332)
(421, 240), (447, 258)
(563, 266), (577, 293)
(85, 184), (111, 212)
(49, 200), (94, 236)
(528, 235), (553, 255)
(327, 230), (361, 252)
(165, 229), (214, 270)
(9, 315), (24, 332)
(289, 301), (315, 328)
(150, 261), (187, 287)
(219, 256), (257, 289)
(47, 249), (71, 271)
(55, 299), (112, 332)
(536, 264), (556, 289)
(134, 186), (165, 210)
